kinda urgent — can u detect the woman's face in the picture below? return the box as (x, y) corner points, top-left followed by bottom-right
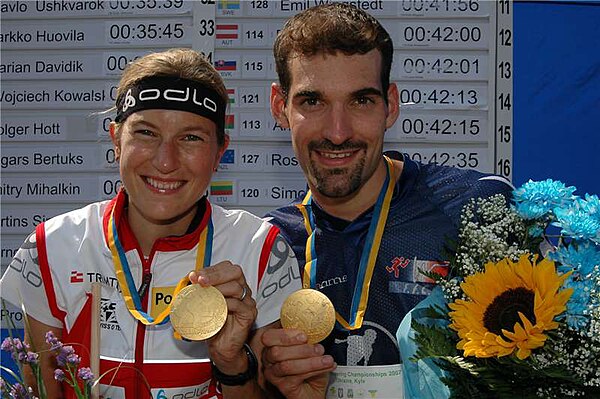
(110, 109), (228, 227)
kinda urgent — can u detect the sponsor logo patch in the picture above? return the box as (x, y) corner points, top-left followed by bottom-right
(151, 286), (176, 319)
(100, 298), (121, 331)
(70, 270), (83, 283)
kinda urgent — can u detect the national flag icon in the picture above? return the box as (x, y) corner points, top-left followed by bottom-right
(225, 114), (235, 129)
(217, 0), (240, 10)
(210, 181), (234, 196)
(215, 59), (237, 71)
(226, 88), (236, 105)
(70, 271), (84, 283)
(220, 149), (235, 164)
(216, 24), (239, 40)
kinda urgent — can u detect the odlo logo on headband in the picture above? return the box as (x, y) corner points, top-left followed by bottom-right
(121, 87), (218, 114)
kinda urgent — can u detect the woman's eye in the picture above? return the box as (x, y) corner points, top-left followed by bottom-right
(135, 129), (155, 136)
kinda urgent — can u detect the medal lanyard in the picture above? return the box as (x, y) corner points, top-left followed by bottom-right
(108, 201), (213, 325)
(297, 156), (396, 330)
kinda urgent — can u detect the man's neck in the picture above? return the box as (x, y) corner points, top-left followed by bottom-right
(310, 158), (403, 222)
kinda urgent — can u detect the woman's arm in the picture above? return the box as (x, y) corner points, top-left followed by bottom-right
(24, 316), (65, 399)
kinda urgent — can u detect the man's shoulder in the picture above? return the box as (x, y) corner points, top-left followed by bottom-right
(417, 161), (513, 200)
(263, 203), (306, 243)
(264, 203), (303, 227)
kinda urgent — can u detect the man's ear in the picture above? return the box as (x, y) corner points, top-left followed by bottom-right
(109, 122), (121, 160)
(385, 83), (400, 130)
(270, 83), (290, 129)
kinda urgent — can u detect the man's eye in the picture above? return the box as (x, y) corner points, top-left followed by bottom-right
(356, 96), (374, 105)
(184, 134), (203, 142)
(302, 98), (320, 106)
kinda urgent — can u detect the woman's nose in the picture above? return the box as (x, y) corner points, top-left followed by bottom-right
(153, 140), (180, 173)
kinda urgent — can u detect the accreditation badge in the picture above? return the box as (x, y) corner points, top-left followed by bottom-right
(327, 364), (403, 398)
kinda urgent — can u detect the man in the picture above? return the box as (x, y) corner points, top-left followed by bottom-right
(260, 3), (512, 398)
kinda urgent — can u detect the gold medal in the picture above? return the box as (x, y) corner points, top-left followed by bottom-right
(280, 289), (335, 344)
(170, 284), (227, 341)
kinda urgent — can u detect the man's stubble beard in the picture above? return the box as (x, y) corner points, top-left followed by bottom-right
(309, 156), (366, 198)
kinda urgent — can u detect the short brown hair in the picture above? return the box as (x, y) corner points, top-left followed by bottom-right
(273, 3), (393, 101)
(115, 48), (228, 146)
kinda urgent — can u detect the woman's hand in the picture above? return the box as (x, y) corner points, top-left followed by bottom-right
(188, 261), (257, 374)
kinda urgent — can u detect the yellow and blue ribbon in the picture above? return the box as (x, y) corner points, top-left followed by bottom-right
(108, 202), (213, 326)
(297, 156), (396, 330)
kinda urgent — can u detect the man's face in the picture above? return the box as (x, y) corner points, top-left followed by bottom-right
(271, 50), (399, 200)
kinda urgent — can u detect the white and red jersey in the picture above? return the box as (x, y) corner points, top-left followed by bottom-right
(1, 192), (301, 399)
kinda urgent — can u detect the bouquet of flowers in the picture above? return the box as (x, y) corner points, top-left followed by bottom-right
(0, 330), (94, 399)
(412, 179), (600, 398)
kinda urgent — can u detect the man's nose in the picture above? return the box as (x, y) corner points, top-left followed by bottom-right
(323, 104), (353, 145)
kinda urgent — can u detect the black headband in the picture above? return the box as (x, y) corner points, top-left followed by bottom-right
(114, 77), (226, 133)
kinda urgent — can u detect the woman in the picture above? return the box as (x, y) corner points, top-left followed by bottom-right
(0, 49), (300, 398)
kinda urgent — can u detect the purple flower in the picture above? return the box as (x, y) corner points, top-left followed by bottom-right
(13, 338), (25, 352)
(9, 382), (33, 399)
(66, 353), (81, 366)
(1, 337), (13, 352)
(45, 331), (62, 351)
(54, 369), (66, 382)
(77, 367), (95, 385)
(3, 337), (36, 366)
(55, 345), (75, 367)
(25, 351), (39, 365)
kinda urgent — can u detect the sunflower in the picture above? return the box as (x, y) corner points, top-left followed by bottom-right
(448, 255), (573, 360)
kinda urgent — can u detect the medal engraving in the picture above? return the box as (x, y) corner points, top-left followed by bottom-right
(280, 289), (335, 344)
(170, 284), (227, 341)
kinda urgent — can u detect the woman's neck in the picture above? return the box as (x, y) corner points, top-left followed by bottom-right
(126, 204), (198, 256)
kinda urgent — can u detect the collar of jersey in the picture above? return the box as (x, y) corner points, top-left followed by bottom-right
(102, 190), (210, 254)
(308, 154), (417, 235)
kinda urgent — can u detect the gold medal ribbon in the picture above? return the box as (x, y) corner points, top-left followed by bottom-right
(108, 201), (213, 326)
(297, 156), (396, 330)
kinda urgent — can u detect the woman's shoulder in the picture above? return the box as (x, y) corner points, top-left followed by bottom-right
(41, 200), (111, 233)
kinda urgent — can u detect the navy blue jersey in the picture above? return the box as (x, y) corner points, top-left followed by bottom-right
(265, 154), (513, 367)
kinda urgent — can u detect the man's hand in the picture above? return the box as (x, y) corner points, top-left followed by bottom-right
(261, 327), (336, 399)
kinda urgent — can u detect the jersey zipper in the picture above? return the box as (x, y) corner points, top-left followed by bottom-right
(134, 258), (152, 398)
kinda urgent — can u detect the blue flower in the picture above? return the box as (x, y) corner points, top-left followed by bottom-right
(562, 278), (593, 330)
(549, 241), (600, 276)
(512, 179), (576, 219)
(580, 194), (600, 216)
(554, 202), (600, 243)
(528, 224), (545, 238)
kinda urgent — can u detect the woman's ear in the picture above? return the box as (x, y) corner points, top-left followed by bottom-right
(213, 134), (230, 171)
(109, 122), (121, 160)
